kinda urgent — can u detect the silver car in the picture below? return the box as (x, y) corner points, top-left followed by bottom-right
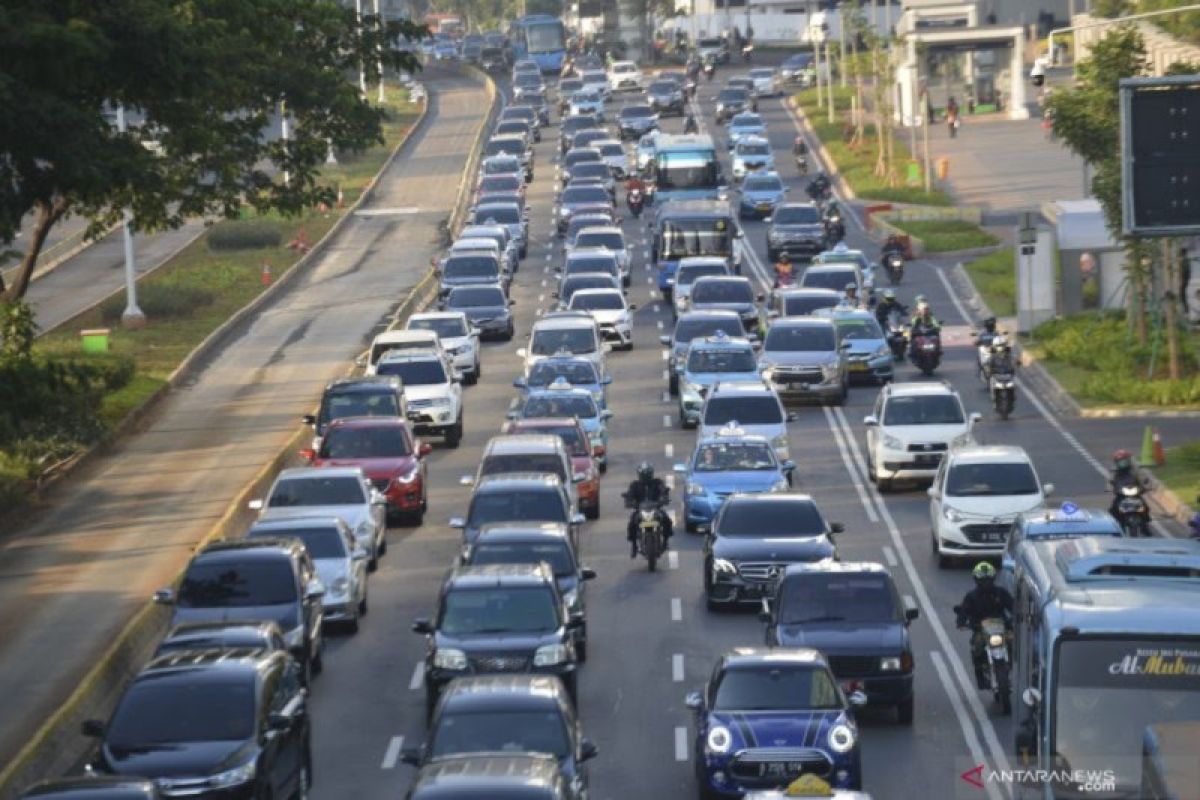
(246, 517), (370, 631)
(758, 317), (850, 406)
(249, 466), (387, 569)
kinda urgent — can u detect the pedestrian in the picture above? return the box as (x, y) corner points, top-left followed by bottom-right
(947, 96), (960, 138)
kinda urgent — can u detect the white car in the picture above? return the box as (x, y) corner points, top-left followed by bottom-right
(374, 349), (465, 447)
(748, 67), (778, 97)
(361, 329), (447, 375)
(405, 311), (481, 384)
(608, 60), (643, 92)
(579, 68), (611, 98)
(567, 288), (636, 350)
(731, 136), (775, 181)
(519, 310), (611, 376)
(568, 227), (631, 286)
(928, 445), (1053, 567)
(636, 132), (659, 172)
(864, 381), (979, 491)
(593, 139), (630, 178)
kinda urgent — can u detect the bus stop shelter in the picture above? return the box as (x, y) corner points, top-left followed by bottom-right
(897, 25), (1030, 124)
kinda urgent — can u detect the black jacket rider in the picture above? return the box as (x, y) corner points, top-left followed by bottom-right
(874, 298), (907, 328)
(625, 476), (673, 547)
(1109, 468), (1151, 522)
(956, 584), (1013, 630)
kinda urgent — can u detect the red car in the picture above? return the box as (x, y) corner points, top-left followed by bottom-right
(302, 417), (431, 525)
(503, 416), (600, 519)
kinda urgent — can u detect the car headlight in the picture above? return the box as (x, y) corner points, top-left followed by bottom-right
(712, 558), (738, 575)
(772, 479), (789, 492)
(354, 521), (373, 542)
(988, 634), (1005, 648)
(706, 725), (733, 754)
(533, 643), (569, 666)
(882, 433), (903, 450)
(951, 433), (972, 448)
(821, 361), (840, 379)
(330, 577), (349, 597)
(687, 482), (705, 497)
(772, 433), (788, 451)
(943, 506), (963, 523)
(880, 656), (903, 672)
(283, 625), (305, 649)
(433, 648), (468, 670)
(828, 724), (856, 754)
(562, 589), (579, 609)
(396, 469), (419, 484)
(429, 397), (451, 406)
(558, 207), (569, 218)
(874, 344), (890, 358)
(684, 382), (704, 396)
(208, 760), (256, 788)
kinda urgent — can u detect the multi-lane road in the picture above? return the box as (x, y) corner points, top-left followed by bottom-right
(299, 65), (1180, 800)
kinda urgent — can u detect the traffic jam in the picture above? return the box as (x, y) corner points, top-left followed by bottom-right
(20, 40), (1200, 800)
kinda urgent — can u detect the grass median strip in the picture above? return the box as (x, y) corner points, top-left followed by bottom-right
(1155, 442), (1200, 509)
(963, 247), (1015, 317)
(889, 219), (998, 254)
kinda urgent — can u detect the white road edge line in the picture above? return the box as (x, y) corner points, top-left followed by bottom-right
(672, 653), (685, 682)
(663, 414), (671, 428)
(408, 662), (423, 691)
(821, 406), (880, 524)
(671, 597), (682, 621)
(930, 652), (1006, 800)
(674, 726), (689, 761)
(381, 735), (405, 770)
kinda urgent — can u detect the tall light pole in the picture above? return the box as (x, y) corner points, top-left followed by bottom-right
(827, 41), (835, 123)
(374, 0), (386, 104)
(115, 106), (145, 329)
(280, 100), (291, 188)
(355, 0), (368, 96)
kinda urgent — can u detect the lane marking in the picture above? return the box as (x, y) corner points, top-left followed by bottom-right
(882, 545), (899, 567)
(820, 406), (880, 524)
(672, 653), (685, 682)
(656, 320), (664, 330)
(674, 726), (689, 761)
(662, 391), (670, 403)
(665, 443), (674, 458)
(665, 474), (675, 489)
(661, 349), (669, 361)
(381, 735), (405, 769)
(663, 369), (669, 381)
(408, 662), (424, 691)
(663, 414), (671, 428)
(538, 293), (545, 303)
(668, 549), (679, 570)
(671, 597), (682, 621)
(930, 652), (1006, 800)
(354, 207), (420, 216)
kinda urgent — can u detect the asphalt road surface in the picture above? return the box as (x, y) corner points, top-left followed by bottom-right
(300, 67), (1170, 800)
(0, 65), (489, 769)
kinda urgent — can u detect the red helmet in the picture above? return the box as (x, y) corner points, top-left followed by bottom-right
(1113, 449), (1133, 471)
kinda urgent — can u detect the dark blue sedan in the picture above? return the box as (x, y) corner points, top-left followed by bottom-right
(738, 172), (788, 220)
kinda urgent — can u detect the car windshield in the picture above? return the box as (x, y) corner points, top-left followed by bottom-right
(496, 123), (527, 137)
(783, 295), (838, 316)
(483, 158), (520, 176)
(531, 327), (596, 355)
(692, 281), (753, 304)
(481, 454), (566, 482)
(650, 81), (675, 93)
(320, 390), (399, 425)
(319, 425), (410, 459)
(474, 206), (520, 225)
(178, 560), (298, 607)
(410, 317), (469, 339)
(439, 587), (560, 634)
(443, 257), (498, 280)
(562, 277), (615, 300)
(268, 476), (365, 507)
(567, 218), (612, 242)
(751, 68), (774, 79)
(743, 176), (783, 193)
(486, 139), (524, 157)
(480, 175), (521, 192)
(107, 678), (255, 746)
(800, 269), (856, 291)
(563, 186), (609, 206)
(677, 264), (728, 287)
(572, 164), (609, 181)
(622, 105), (654, 119)
(765, 325), (835, 352)
(577, 231), (623, 250)
(565, 151), (601, 167)
(719, 500), (825, 537)
(527, 361), (598, 387)
(731, 114), (762, 128)
(470, 542), (575, 576)
(523, 394), (597, 418)
(704, 396), (783, 426)
(836, 318), (884, 341)
(693, 442), (777, 472)
(565, 256), (616, 275)
(571, 292), (624, 311)
(376, 359), (447, 385)
(738, 142), (771, 156)
(468, 490), (566, 527)
(449, 287), (506, 308)
(561, 80), (583, 93)
(514, 74), (541, 88)
(253, 527), (348, 559)
(430, 710), (570, 759)
(562, 116), (597, 134)
(882, 395), (965, 425)
(598, 143), (623, 157)
(717, 89), (746, 103)
(946, 462), (1040, 496)
(778, 574), (899, 624)
(572, 91), (600, 103)
(519, 424), (590, 457)
(687, 348), (756, 373)
(775, 206), (822, 224)
(674, 317), (740, 344)
(713, 665), (842, 711)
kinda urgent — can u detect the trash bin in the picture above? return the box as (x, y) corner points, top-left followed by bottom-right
(80, 328), (110, 354)
(936, 157), (949, 181)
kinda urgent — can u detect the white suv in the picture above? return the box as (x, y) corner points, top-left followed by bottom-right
(518, 311), (610, 376)
(361, 329), (447, 375)
(567, 288), (635, 350)
(405, 311), (481, 384)
(374, 349), (464, 447)
(928, 445), (1053, 568)
(608, 60), (643, 92)
(864, 382), (979, 492)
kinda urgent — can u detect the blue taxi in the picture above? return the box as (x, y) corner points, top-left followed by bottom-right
(508, 378), (614, 472)
(674, 424), (795, 533)
(513, 353), (613, 409)
(999, 501), (1123, 592)
(679, 332), (762, 429)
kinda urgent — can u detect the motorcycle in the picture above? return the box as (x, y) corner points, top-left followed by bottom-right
(806, 176), (832, 204)
(624, 493), (668, 571)
(795, 153), (808, 174)
(684, 78), (697, 100)
(975, 331), (997, 385)
(824, 215), (845, 244)
(988, 360), (1017, 420)
(627, 188), (644, 217)
(979, 618), (1013, 714)
(1114, 481), (1151, 537)
(910, 332), (941, 375)
(885, 320), (908, 360)
(741, 43), (754, 62)
(703, 61), (715, 81)
(883, 251), (905, 284)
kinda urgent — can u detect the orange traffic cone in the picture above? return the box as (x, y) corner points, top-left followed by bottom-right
(261, 262), (272, 285)
(336, 185), (345, 208)
(1152, 429), (1166, 466)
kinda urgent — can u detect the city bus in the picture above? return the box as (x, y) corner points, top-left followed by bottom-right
(648, 133), (726, 205)
(650, 200), (742, 300)
(508, 15), (566, 74)
(1008, 536), (1200, 799)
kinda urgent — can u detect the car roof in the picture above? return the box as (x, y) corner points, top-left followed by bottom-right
(475, 522), (574, 544)
(378, 349), (443, 364)
(567, 247), (618, 260)
(1016, 504), (1122, 534)
(724, 492), (817, 507)
(803, 264), (858, 274)
(736, 135), (770, 147)
(484, 434), (565, 455)
(448, 563), (557, 588)
(441, 675), (568, 710)
(533, 314), (598, 330)
(413, 753), (562, 794)
(883, 380), (958, 397)
(410, 311), (469, 322)
(776, 287), (840, 298)
(769, 316), (835, 329)
(475, 472), (565, 489)
(818, 308), (878, 323)
(706, 381), (775, 397)
(948, 445), (1033, 465)
(19, 777), (161, 799)
(575, 225), (623, 237)
(374, 329), (440, 344)
(692, 275), (752, 287)
(506, 417), (588, 433)
(784, 561), (890, 578)
(721, 647), (828, 668)
(248, 515), (349, 533)
(141, 646), (283, 678)
(196, 538), (304, 562)
(676, 309), (741, 324)
(571, 288), (623, 300)
(689, 333), (753, 350)
(277, 465), (365, 480)
(325, 375), (401, 392)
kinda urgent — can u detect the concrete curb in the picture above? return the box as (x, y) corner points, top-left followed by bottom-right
(0, 75), (470, 799)
(446, 66), (500, 240)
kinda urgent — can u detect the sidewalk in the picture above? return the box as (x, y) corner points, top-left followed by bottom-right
(0, 65), (489, 774)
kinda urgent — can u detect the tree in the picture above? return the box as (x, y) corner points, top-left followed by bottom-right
(0, 0), (423, 305)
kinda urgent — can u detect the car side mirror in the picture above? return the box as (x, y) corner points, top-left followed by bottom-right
(571, 512), (586, 525)
(513, 377), (527, 388)
(267, 712), (293, 732)
(580, 739), (599, 762)
(659, 335), (671, 346)
(782, 460), (796, 472)
(905, 606), (920, 623)
(248, 499), (264, 511)
(763, 216), (773, 223)
(581, 567), (597, 581)
(304, 579), (325, 599)
(673, 463), (687, 474)
(969, 412), (983, 426)
(863, 415), (878, 426)
(601, 409), (614, 420)
(449, 517), (465, 529)
(302, 414), (316, 426)
(848, 690), (868, 707)
(603, 343), (613, 353)
(353, 547), (371, 561)
(830, 522), (845, 533)
(602, 375), (613, 385)
(153, 588), (175, 605)
(81, 719), (105, 738)
(685, 691), (703, 711)
(567, 613), (585, 629)
(460, 475), (475, 486)
(1023, 687), (1042, 709)
(927, 487), (940, 499)
(400, 746), (423, 766)
(419, 442), (432, 457)
(412, 618), (434, 635)
(516, 348), (527, 358)
(840, 341), (853, 350)
(786, 412), (799, 422)
(355, 354), (367, 368)
(1043, 483), (1055, 496)
(629, 303), (638, 310)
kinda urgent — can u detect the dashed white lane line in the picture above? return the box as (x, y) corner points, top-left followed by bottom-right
(674, 726), (689, 761)
(646, 275), (653, 285)
(882, 545), (899, 567)
(541, 278), (547, 287)
(381, 735), (404, 769)
(656, 319), (664, 329)
(668, 549), (679, 570)
(662, 391), (670, 403)
(665, 475), (676, 490)
(538, 294), (545, 303)
(408, 662), (423, 691)
(662, 369), (669, 381)
(671, 597), (682, 621)
(672, 654), (685, 682)
(661, 349), (669, 360)
(663, 414), (671, 428)
(665, 443), (674, 458)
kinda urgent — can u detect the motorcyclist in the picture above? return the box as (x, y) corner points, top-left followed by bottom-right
(909, 297), (942, 356)
(987, 333), (1015, 375)
(955, 562), (1014, 690)
(626, 173), (646, 197)
(975, 316), (998, 348)
(625, 462), (673, 558)
(774, 252), (794, 287)
(793, 136), (808, 158)
(684, 112), (699, 134)
(874, 289), (907, 328)
(881, 234), (906, 265)
(1108, 449), (1151, 524)
(838, 281), (862, 309)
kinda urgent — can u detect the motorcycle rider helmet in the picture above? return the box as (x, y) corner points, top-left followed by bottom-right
(844, 282), (857, 295)
(972, 561), (997, 588)
(882, 289), (896, 301)
(983, 316), (997, 333)
(637, 461), (655, 482)
(1112, 449), (1134, 473)
(777, 252), (790, 263)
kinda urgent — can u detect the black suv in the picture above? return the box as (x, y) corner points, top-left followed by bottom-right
(762, 561), (918, 723)
(154, 539), (325, 682)
(19, 777), (160, 800)
(647, 79), (685, 116)
(616, 104), (659, 140)
(303, 376), (407, 448)
(83, 648), (311, 798)
(715, 87), (750, 122)
(403, 675), (596, 799)
(412, 564), (582, 718)
(765, 202), (828, 262)
(703, 493), (840, 610)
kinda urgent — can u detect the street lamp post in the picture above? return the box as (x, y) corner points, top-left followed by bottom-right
(374, 0), (386, 104)
(355, 0), (368, 96)
(114, 105), (145, 330)
(280, 100), (291, 188)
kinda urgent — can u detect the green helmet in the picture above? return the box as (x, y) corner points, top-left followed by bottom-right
(972, 562), (997, 581)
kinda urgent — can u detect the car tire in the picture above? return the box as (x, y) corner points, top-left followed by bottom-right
(897, 694), (914, 725)
(563, 671), (579, 703)
(254, 779), (274, 800)
(345, 613), (360, 634)
(680, 408), (695, 429)
(577, 634), (588, 662)
(359, 590), (368, 616)
(598, 460), (607, 475)
(446, 418), (463, 449)
(933, 530), (950, 569)
(504, 323), (515, 341)
(585, 503), (600, 520)
(407, 505), (425, 526)
(474, 358), (482, 379)
(311, 648), (324, 677)
(294, 742), (313, 799)
(668, 372), (679, 396)
(378, 534), (388, 556)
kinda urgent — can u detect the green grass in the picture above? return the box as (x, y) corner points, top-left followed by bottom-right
(891, 219), (998, 253)
(795, 88), (952, 206)
(1155, 441), (1200, 507)
(963, 248), (1016, 317)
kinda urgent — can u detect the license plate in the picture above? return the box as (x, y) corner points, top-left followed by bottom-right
(981, 532), (1005, 543)
(757, 203), (771, 211)
(914, 454), (941, 466)
(760, 762), (803, 777)
(849, 362), (868, 372)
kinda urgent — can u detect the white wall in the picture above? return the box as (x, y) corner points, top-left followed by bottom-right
(660, 8), (896, 44)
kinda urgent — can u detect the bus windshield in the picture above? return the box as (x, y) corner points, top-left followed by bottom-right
(655, 152), (720, 192)
(1053, 638), (1200, 797)
(525, 22), (564, 53)
(659, 219), (732, 259)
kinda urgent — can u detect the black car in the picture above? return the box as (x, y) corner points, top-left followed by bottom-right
(441, 284), (515, 341)
(517, 93), (551, 126)
(155, 620), (287, 657)
(412, 564), (582, 718)
(403, 675), (596, 799)
(480, 47), (506, 73)
(715, 88), (750, 122)
(463, 522), (597, 659)
(703, 493), (840, 609)
(502, 105), (542, 137)
(19, 777), (160, 800)
(762, 561), (918, 723)
(406, 754), (571, 799)
(154, 539), (325, 681)
(616, 104), (659, 140)
(83, 648), (311, 799)
(438, 252), (505, 299)
(686, 276), (765, 341)
(647, 79), (685, 116)
(766, 202), (829, 262)
(303, 375), (407, 442)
